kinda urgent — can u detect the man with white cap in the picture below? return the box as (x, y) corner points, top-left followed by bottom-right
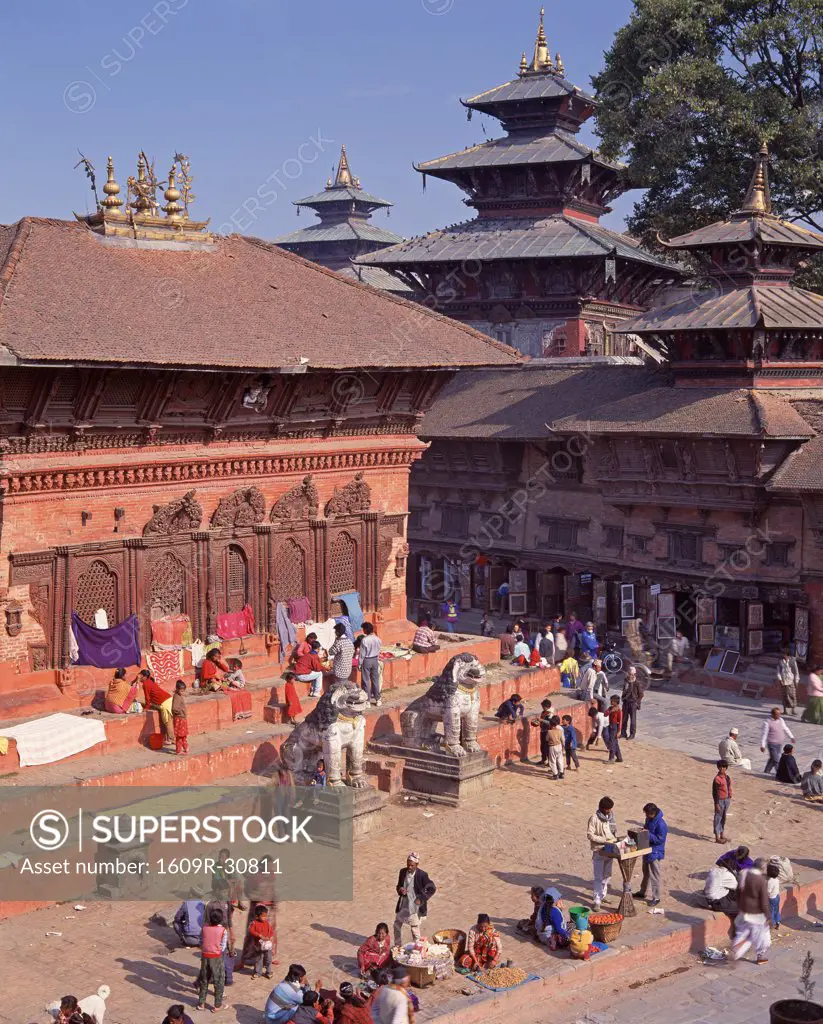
(719, 727), (751, 770)
(393, 852), (436, 946)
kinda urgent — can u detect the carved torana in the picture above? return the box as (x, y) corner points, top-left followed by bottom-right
(270, 475), (320, 522)
(324, 472), (372, 517)
(143, 490), (203, 536)
(210, 486), (266, 528)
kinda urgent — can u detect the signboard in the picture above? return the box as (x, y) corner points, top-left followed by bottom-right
(579, 572), (593, 584)
(650, 583), (661, 596)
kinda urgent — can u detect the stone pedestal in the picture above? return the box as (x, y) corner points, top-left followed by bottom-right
(307, 785), (389, 843)
(370, 738), (495, 806)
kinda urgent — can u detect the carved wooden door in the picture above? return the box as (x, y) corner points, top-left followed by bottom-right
(225, 544), (249, 613)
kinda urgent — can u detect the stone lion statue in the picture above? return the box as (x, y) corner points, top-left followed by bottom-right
(281, 684), (370, 788)
(400, 652), (485, 757)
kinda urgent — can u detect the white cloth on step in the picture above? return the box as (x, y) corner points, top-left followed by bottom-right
(0, 712), (106, 767)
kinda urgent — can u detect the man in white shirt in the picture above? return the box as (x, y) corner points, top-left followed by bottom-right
(760, 708), (795, 775)
(719, 727), (751, 770)
(703, 863), (738, 913)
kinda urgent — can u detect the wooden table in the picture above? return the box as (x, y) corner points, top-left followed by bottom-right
(602, 846), (645, 918)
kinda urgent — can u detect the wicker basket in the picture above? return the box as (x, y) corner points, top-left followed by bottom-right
(588, 914), (623, 943)
(433, 929), (467, 964)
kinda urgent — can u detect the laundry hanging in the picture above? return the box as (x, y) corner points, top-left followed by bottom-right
(335, 591), (364, 632)
(217, 605), (255, 640)
(287, 596), (312, 624)
(146, 649), (185, 688)
(71, 612), (141, 669)
(151, 615), (193, 648)
(276, 602), (296, 663)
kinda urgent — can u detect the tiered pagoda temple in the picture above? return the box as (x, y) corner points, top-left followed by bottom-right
(358, 9), (682, 356)
(274, 145), (410, 294)
(407, 145), (823, 668)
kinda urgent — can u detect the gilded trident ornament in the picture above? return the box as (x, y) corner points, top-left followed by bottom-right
(173, 152), (196, 218)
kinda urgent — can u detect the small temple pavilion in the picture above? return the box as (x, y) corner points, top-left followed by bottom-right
(274, 145), (410, 294)
(357, 9), (682, 356)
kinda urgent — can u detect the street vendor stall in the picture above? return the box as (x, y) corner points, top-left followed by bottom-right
(392, 939), (454, 988)
(601, 843), (645, 918)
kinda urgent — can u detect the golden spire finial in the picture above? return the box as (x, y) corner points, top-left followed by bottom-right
(519, 51), (528, 74)
(101, 155), (123, 211)
(555, 52), (565, 76)
(740, 141), (772, 216)
(163, 165), (183, 222)
(129, 153), (153, 213)
(326, 176), (333, 189)
(532, 6), (552, 71)
(334, 145), (354, 188)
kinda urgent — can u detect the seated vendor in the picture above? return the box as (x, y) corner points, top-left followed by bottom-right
(200, 647), (230, 691)
(516, 885), (545, 935)
(104, 667), (139, 714)
(357, 922), (391, 981)
(702, 861), (738, 913)
(459, 914), (501, 972)
(412, 619), (439, 655)
(535, 889), (569, 950)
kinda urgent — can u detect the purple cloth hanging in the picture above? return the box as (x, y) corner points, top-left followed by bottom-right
(71, 612), (141, 668)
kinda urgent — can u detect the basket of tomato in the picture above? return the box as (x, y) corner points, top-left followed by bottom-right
(588, 912), (623, 943)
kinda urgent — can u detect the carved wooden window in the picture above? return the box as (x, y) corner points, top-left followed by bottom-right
(668, 531), (701, 566)
(270, 539), (307, 602)
(75, 559), (118, 625)
(102, 372), (143, 407)
(149, 552), (186, 619)
(226, 545), (248, 613)
(440, 506), (469, 538)
(329, 532), (357, 594)
(603, 526), (624, 550)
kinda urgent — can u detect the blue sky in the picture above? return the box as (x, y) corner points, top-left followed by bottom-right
(0, 0), (636, 239)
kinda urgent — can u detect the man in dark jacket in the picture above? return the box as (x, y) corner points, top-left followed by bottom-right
(776, 744), (802, 784)
(620, 666), (645, 739)
(393, 852), (436, 945)
(635, 803), (667, 907)
(173, 898), (205, 947)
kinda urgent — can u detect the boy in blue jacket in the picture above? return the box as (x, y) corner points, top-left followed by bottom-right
(636, 802), (667, 907)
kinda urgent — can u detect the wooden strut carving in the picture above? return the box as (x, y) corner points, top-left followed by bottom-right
(210, 486), (266, 528)
(270, 475), (319, 522)
(143, 489), (203, 536)
(324, 472), (371, 517)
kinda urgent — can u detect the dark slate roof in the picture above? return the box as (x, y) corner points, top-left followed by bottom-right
(616, 284), (823, 332)
(0, 217), (520, 371)
(666, 213), (823, 250)
(359, 214), (675, 270)
(341, 264), (413, 294)
(552, 387), (815, 438)
(294, 185), (393, 208)
(274, 222), (404, 246)
(463, 74), (595, 108)
(419, 362), (659, 441)
(417, 130), (622, 174)
(768, 435), (823, 492)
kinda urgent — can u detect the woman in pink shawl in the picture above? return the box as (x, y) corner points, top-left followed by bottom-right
(104, 667), (138, 714)
(357, 923), (391, 980)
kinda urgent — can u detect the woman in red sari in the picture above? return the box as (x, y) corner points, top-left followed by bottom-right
(282, 671), (303, 725)
(357, 922), (391, 980)
(459, 914), (502, 972)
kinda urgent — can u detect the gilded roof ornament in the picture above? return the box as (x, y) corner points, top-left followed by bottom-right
(334, 145), (355, 188)
(531, 7), (552, 72)
(101, 155), (123, 210)
(519, 51), (528, 74)
(128, 153), (156, 214)
(555, 52), (565, 76)
(163, 165), (183, 222)
(739, 141), (772, 216)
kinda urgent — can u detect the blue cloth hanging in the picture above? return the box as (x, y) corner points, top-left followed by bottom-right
(336, 591), (363, 632)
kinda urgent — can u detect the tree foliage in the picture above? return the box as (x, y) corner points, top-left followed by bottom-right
(593, 0), (823, 288)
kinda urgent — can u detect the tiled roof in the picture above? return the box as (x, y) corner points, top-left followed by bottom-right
(616, 284), (823, 332)
(551, 387), (815, 438)
(294, 185), (392, 208)
(273, 222), (404, 245)
(463, 75), (595, 108)
(417, 130), (622, 174)
(666, 214), (823, 251)
(0, 217), (520, 371)
(419, 362), (659, 440)
(768, 435), (823, 492)
(359, 215), (675, 270)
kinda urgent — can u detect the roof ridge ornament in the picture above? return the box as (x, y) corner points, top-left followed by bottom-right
(101, 156), (123, 211)
(334, 144), (355, 188)
(739, 141), (772, 216)
(531, 7), (553, 73)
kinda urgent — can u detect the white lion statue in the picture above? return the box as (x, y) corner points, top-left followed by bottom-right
(400, 652), (485, 757)
(281, 684), (370, 787)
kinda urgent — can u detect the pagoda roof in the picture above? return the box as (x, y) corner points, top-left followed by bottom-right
(294, 185), (393, 209)
(341, 264), (414, 294)
(0, 217), (519, 371)
(417, 129), (622, 175)
(274, 221), (404, 246)
(551, 386), (815, 439)
(768, 435), (823, 492)
(665, 213), (823, 251)
(359, 214), (675, 271)
(462, 73), (595, 111)
(615, 283), (823, 332)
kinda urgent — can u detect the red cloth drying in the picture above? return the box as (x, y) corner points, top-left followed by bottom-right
(217, 605), (254, 640)
(151, 615), (192, 647)
(229, 689), (252, 720)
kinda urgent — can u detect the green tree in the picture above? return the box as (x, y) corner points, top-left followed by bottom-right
(593, 0), (823, 288)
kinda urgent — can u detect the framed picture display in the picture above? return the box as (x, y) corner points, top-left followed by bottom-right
(748, 629), (764, 655)
(704, 647), (724, 671)
(657, 593), (675, 618)
(698, 623), (716, 646)
(794, 607), (810, 642)
(620, 584), (635, 619)
(747, 602), (764, 629)
(696, 597), (716, 624)
(657, 616), (676, 639)
(719, 650), (740, 675)
(508, 593), (527, 616)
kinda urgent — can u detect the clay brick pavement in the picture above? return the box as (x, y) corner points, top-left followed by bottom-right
(1, 688), (822, 1023)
